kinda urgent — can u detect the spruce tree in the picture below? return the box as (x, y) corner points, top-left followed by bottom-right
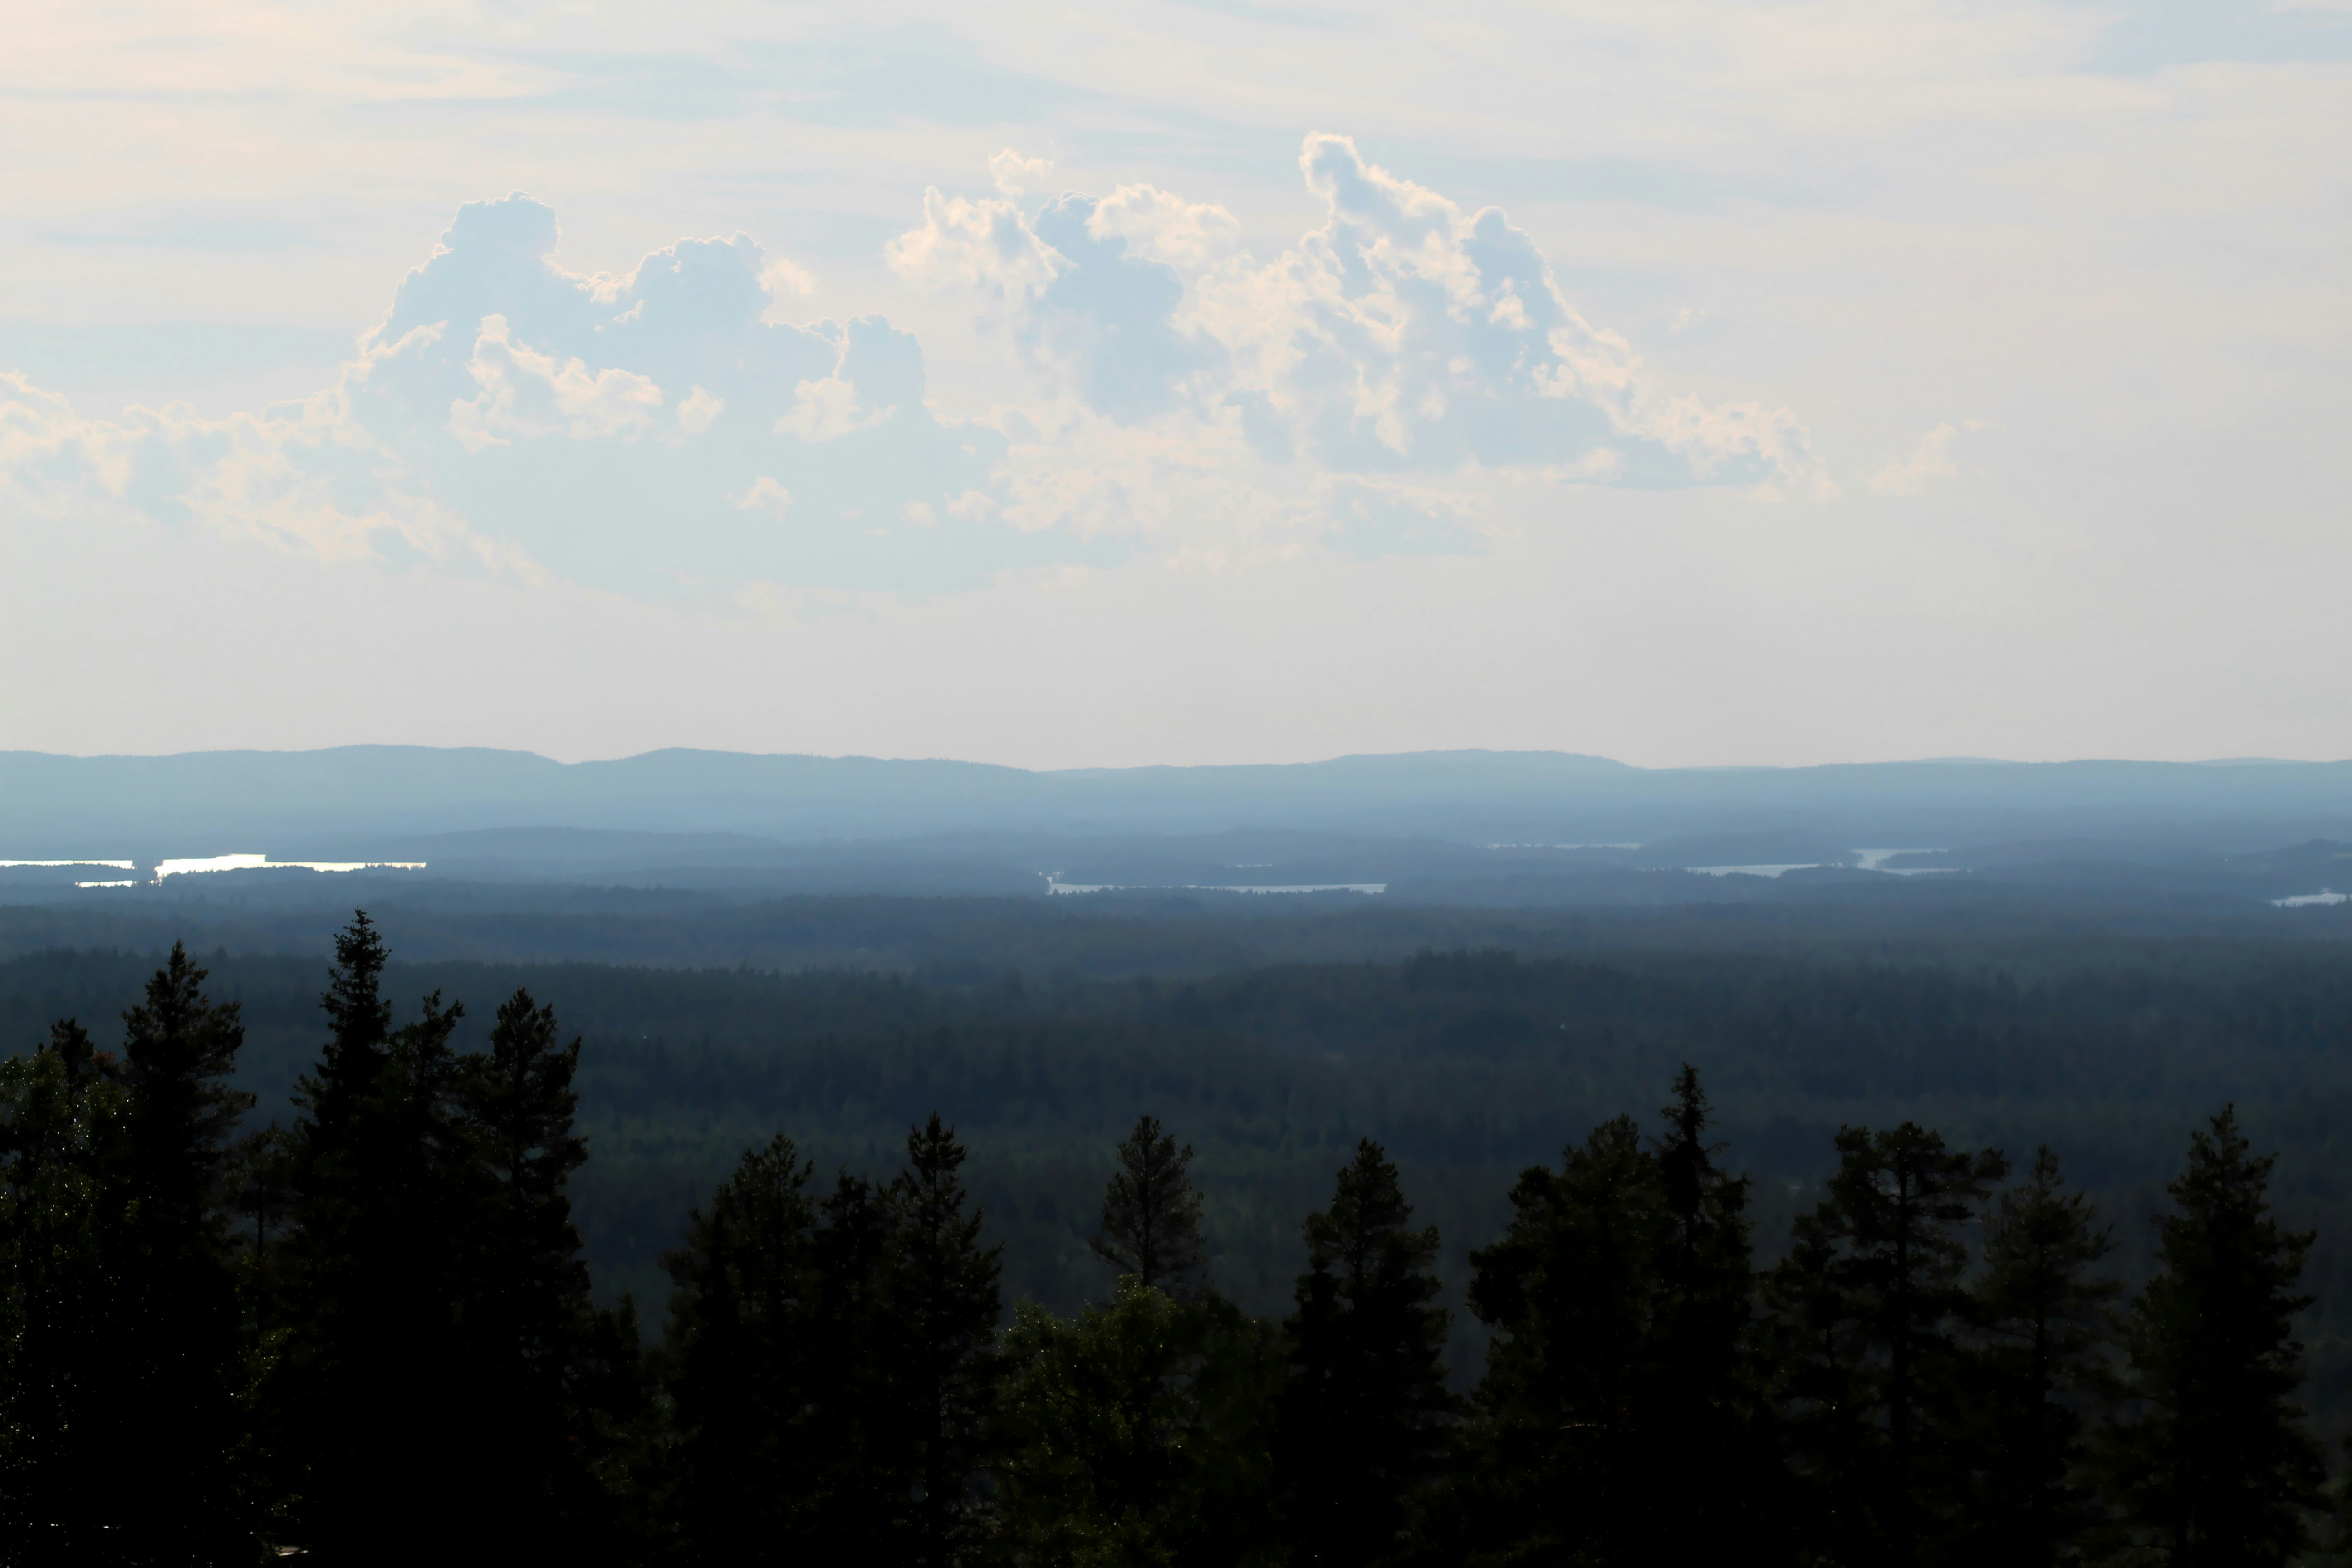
(2104, 1107), (2325, 1564)
(0, 1022), (130, 1564)
(234, 1121), (295, 1333)
(659, 1133), (824, 1557)
(1465, 1114), (1668, 1564)
(1092, 1114), (1209, 1292)
(1773, 1122), (2008, 1565)
(108, 945), (258, 1563)
(1275, 1138), (1454, 1568)
(890, 1113), (1005, 1568)
(1650, 1066), (1779, 1557)
(805, 1170), (912, 1559)
(270, 911), (473, 1560)
(1956, 1146), (2120, 1566)
(453, 988), (612, 1558)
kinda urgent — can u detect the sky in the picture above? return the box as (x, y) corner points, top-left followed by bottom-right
(2, 0), (2347, 769)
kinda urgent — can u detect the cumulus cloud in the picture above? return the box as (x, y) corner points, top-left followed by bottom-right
(990, 148), (1054, 197)
(887, 188), (1064, 301)
(448, 314), (667, 451)
(1088, 185), (1243, 270)
(735, 476), (793, 519)
(2, 194), (1009, 594)
(758, 257), (817, 300)
(4, 145), (1826, 602)
(895, 135), (1822, 490)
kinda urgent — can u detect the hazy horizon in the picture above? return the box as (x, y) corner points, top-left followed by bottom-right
(7, 741), (2352, 771)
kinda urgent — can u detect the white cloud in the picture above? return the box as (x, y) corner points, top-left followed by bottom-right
(886, 187), (1065, 300)
(897, 135), (1823, 490)
(4, 148), (1830, 606)
(677, 384), (725, 435)
(1869, 421), (1964, 495)
(759, 257), (818, 299)
(735, 476), (793, 519)
(1087, 185), (1242, 270)
(0, 195), (1013, 594)
(990, 148), (1054, 197)
(447, 314), (667, 451)
(779, 376), (890, 441)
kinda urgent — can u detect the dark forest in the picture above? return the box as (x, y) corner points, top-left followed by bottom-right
(5, 903), (2350, 1564)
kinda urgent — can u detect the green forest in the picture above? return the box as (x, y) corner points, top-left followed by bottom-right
(5, 908), (2351, 1564)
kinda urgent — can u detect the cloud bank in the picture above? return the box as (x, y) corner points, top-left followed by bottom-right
(1, 137), (1822, 600)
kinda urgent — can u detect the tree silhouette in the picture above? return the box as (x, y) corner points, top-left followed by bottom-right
(1092, 1113), (1209, 1293)
(0, 1021), (129, 1563)
(1276, 1138), (1455, 1568)
(1958, 1145), (2121, 1566)
(270, 911), (473, 1559)
(110, 945), (257, 1562)
(1774, 1121), (2007, 1564)
(660, 1132), (823, 1557)
(891, 1113), (1004, 1567)
(1466, 1113), (1669, 1564)
(2105, 1107), (2325, 1564)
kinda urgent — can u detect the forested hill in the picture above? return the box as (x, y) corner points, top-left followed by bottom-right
(8, 744), (2352, 849)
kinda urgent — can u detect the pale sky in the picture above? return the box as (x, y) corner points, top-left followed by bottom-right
(3, 0), (2347, 768)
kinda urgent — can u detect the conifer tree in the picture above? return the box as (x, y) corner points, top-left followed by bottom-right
(0, 1021), (130, 1563)
(2104, 1107), (2325, 1564)
(1773, 1122), (2007, 1565)
(890, 1113), (1005, 1568)
(1465, 1113), (1668, 1563)
(1275, 1138), (1454, 1568)
(1956, 1146), (2120, 1566)
(454, 987), (616, 1557)
(270, 911), (474, 1559)
(108, 944), (258, 1562)
(235, 1121), (295, 1332)
(1092, 1114), (1209, 1292)
(660, 1133), (824, 1558)
(996, 1277), (1280, 1566)
(804, 1170), (912, 1558)
(1650, 1066), (1779, 1556)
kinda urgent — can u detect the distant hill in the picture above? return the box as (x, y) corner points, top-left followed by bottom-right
(4, 746), (2351, 859)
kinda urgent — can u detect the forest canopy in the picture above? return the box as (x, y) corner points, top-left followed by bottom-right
(3, 908), (2350, 1563)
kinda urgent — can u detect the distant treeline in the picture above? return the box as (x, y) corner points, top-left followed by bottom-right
(2, 917), (2347, 1564)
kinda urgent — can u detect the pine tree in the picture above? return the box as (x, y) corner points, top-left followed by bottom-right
(269, 911), (473, 1560)
(1773, 1122), (2008, 1566)
(659, 1133), (824, 1557)
(1092, 1114), (1209, 1293)
(890, 1113), (1005, 1568)
(1276, 1138), (1454, 1568)
(108, 944), (258, 1563)
(1955, 1146), (2120, 1567)
(0, 1021), (130, 1564)
(2104, 1107), (2325, 1565)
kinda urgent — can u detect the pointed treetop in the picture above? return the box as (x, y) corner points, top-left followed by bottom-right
(1092, 1113), (1209, 1292)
